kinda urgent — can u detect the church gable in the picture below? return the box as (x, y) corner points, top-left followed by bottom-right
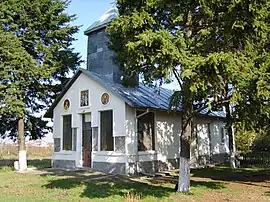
(52, 71), (126, 136)
(53, 71), (125, 118)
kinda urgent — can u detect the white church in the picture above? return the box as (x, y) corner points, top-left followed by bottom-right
(44, 7), (229, 175)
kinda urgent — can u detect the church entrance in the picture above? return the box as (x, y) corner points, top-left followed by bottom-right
(82, 113), (92, 167)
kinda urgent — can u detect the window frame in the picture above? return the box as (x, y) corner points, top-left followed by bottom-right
(62, 114), (73, 151)
(137, 110), (156, 152)
(80, 89), (90, 108)
(99, 110), (114, 151)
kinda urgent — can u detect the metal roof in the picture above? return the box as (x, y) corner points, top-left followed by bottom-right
(84, 7), (118, 35)
(83, 70), (226, 118)
(44, 69), (226, 118)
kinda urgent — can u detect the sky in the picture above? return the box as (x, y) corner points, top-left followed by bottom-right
(66, 0), (113, 68)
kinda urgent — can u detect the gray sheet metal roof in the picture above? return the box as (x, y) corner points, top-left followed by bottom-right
(84, 7), (118, 35)
(44, 69), (226, 118)
(81, 69), (226, 118)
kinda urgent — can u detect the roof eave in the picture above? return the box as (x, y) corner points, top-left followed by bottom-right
(43, 70), (83, 119)
(84, 21), (111, 35)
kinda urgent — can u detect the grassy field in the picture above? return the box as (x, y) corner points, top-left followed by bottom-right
(0, 144), (52, 159)
(0, 145), (269, 201)
(0, 164), (269, 202)
(0, 144), (52, 169)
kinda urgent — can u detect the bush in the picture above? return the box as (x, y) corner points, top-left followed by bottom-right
(252, 131), (270, 152)
(235, 129), (257, 152)
(236, 123), (270, 153)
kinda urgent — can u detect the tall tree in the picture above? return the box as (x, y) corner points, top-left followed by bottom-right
(108, 0), (270, 192)
(0, 0), (81, 171)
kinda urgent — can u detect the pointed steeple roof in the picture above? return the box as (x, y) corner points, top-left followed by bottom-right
(84, 6), (118, 35)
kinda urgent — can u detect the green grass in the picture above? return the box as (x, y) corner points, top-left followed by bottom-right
(191, 166), (270, 179)
(0, 164), (269, 202)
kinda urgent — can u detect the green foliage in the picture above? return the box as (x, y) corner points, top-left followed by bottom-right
(252, 128), (270, 152)
(235, 125), (257, 152)
(0, 31), (35, 117)
(235, 123), (270, 152)
(108, 0), (270, 133)
(0, 0), (82, 139)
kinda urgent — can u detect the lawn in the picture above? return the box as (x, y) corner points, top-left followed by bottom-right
(0, 163), (269, 202)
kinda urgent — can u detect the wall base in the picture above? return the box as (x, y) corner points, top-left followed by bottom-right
(51, 153), (228, 174)
(128, 158), (180, 175)
(211, 153), (230, 164)
(127, 154), (229, 175)
(93, 162), (126, 174)
(52, 159), (76, 169)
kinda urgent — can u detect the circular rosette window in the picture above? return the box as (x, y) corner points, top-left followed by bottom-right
(63, 99), (70, 110)
(101, 93), (110, 105)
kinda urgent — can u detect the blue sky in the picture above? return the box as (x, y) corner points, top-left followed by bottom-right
(67, 0), (113, 68)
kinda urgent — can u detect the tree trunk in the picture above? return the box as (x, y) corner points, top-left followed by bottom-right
(231, 124), (237, 167)
(18, 118), (27, 171)
(177, 98), (192, 192)
(225, 103), (236, 168)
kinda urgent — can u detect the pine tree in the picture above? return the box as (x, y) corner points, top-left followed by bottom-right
(0, 0), (82, 171)
(108, 0), (270, 192)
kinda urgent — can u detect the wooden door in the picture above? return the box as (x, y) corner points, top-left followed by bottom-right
(82, 114), (92, 167)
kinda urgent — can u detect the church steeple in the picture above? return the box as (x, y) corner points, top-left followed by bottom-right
(84, 7), (139, 86)
(84, 7), (122, 83)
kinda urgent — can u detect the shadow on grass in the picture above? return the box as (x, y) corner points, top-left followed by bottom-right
(42, 170), (227, 200)
(146, 176), (225, 191)
(28, 159), (51, 169)
(190, 180), (225, 189)
(0, 159), (51, 169)
(40, 169), (109, 179)
(191, 167), (270, 188)
(44, 175), (174, 199)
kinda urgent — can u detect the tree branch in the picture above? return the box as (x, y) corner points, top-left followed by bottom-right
(173, 68), (183, 89)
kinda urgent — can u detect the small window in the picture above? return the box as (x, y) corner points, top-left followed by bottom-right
(63, 115), (72, 150)
(80, 90), (89, 107)
(100, 110), (113, 151)
(137, 111), (155, 151)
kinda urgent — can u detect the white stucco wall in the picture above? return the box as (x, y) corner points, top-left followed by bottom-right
(125, 105), (136, 156)
(209, 120), (229, 155)
(53, 73), (126, 167)
(192, 117), (230, 166)
(125, 108), (182, 173)
(125, 109), (229, 170)
(155, 111), (181, 161)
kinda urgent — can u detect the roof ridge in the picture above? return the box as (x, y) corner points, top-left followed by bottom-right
(84, 7), (119, 35)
